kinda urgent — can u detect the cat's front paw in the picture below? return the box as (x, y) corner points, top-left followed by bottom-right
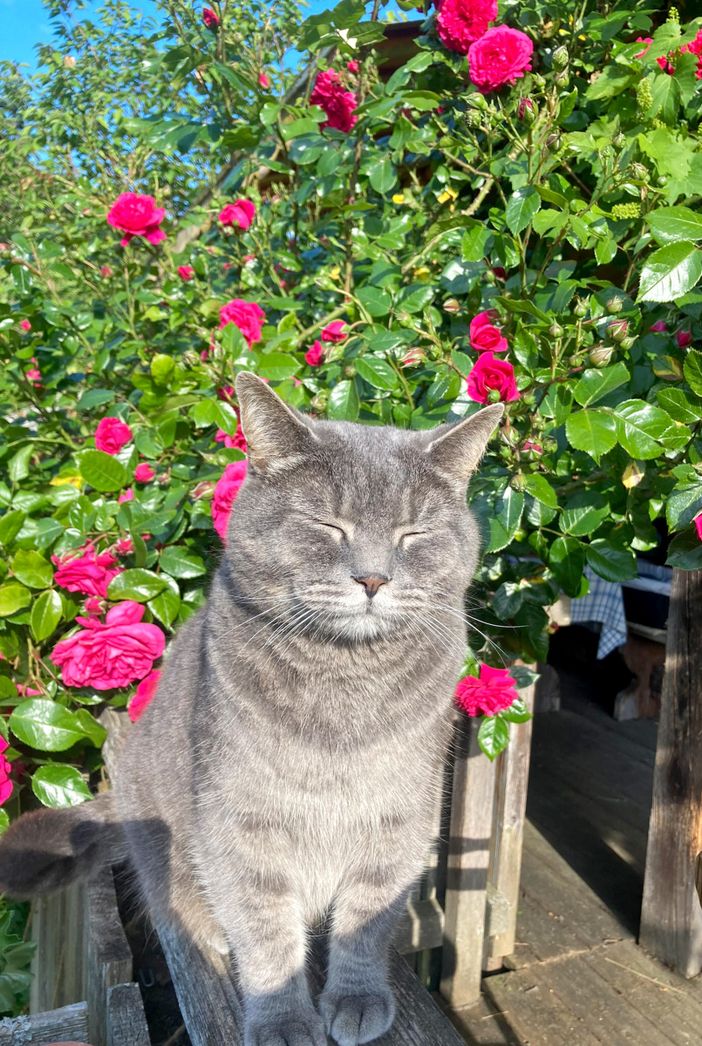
(244, 1009), (328, 1046)
(319, 987), (395, 1046)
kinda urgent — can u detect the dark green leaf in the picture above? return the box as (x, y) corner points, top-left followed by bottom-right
(549, 536), (586, 597)
(477, 716), (510, 761)
(355, 357), (398, 391)
(637, 241), (702, 303)
(31, 764), (92, 808)
(78, 450), (129, 494)
(647, 206), (702, 245)
(505, 187), (541, 236)
(328, 380), (360, 421)
(573, 363), (630, 407)
(615, 399), (678, 460)
(107, 569), (167, 602)
(10, 699), (87, 752)
(566, 410), (618, 460)
(586, 540), (637, 582)
(683, 350), (702, 397)
(159, 547), (207, 579)
(30, 590), (63, 641)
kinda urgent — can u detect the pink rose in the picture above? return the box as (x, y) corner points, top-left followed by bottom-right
(52, 545), (121, 599)
(106, 192), (166, 247)
(218, 299), (266, 346)
(218, 199), (256, 231)
(468, 26), (534, 93)
(134, 462), (155, 483)
(203, 7), (219, 29)
(695, 514), (702, 542)
(467, 352), (520, 403)
(436, 0), (497, 55)
(676, 330), (693, 348)
(26, 367), (42, 386)
(19, 320), (32, 332)
(401, 348), (425, 368)
(242, 254), (255, 264)
(128, 668), (162, 722)
(347, 60), (359, 74)
(214, 422), (247, 452)
(95, 416), (133, 455)
(118, 489), (134, 503)
(522, 440), (543, 454)
(258, 71), (270, 88)
(681, 30), (702, 79)
(649, 320), (667, 333)
(114, 537), (134, 556)
(310, 69), (358, 133)
(217, 385), (235, 401)
(84, 596), (105, 616)
(52, 601), (165, 691)
(100, 265), (113, 278)
(454, 664), (519, 717)
(15, 685), (42, 697)
(212, 460), (248, 542)
(305, 340), (324, 366)
(321, 320), (347, 343)
(0, 738), (12, 807)
(178, 265), (195, 281)
(469, 310), (508, 353)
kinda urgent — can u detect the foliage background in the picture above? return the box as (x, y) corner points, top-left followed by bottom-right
(1, 0), (702, 848)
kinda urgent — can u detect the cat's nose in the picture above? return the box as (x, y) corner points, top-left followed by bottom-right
(352, 574), (390, 598)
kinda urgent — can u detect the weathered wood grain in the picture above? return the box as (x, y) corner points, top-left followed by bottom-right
(105, 982), (150, 1046)
(84, 867), (134, 1046)
(640, 568), (702, 977)
(440, 713), (497, 1007)
(0, 1002), (88, 1045)
(484, 678), (535, 967)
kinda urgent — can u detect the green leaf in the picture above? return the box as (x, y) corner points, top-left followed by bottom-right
(637, 241), (702, 303)
(656, 387), (701, 424)
(8, 445), (34, 483)
(477, 716), (510, 761)
(30, 590), (63, 641)
(355, 356), (399, 391)
(683, 350), (702, 397)
(73, 708), (107, 748)
(523, 475), (558, 510)
(505, 187), (541, 236)
(31, 764), (92, 808)
(255, 352), (300, 381)
(368, 157), (397, 194)
(566, 410), (618, 460)
(148, 577), (181, 629)
(485, 489), (524, 553)
(11, 550), (53, 589)
(560, 492), (609, 537)
(10, 699), (87, 752)
(647, 206), (702, 245)
(0, 510), (25, 546)
(666, 485), (702, 531)
(586, 540), (637, 582)
(666, 530), (702, 569)
(573, 363), (630, 406)
(615, 399), (677, 460)
(107, 569), (167, 602)
(499, 696), (533, 724)
(357, 287), (393, 318)
(151, 354), (176, 386)
(649, 71), (681, 125)
(549, 536), (586, 597)
(159, 547), (207, 579)
(0, 582), (31, 617)
(328, 380), (360, 421)
(585, 65), (635, 101)
(78, 450), (129, 493)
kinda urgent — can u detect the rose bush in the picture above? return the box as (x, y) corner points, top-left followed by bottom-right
(0, 0), (702, 835)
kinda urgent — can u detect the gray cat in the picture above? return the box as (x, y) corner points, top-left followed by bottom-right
(0, 373), (502, 1046)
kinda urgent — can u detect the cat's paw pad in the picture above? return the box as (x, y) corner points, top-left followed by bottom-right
(244, 1011), (328, 1046)
(319, 989), (395, 1045)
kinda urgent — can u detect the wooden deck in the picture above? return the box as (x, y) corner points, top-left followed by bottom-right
(450, 677), (702, 1045)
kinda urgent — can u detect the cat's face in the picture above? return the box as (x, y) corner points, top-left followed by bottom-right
(226, 375), (502, 643)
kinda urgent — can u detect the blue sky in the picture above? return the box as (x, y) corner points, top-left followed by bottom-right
(1, 1), (403, 68)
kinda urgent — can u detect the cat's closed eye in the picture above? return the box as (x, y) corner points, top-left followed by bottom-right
(396, 530), (427, 548)
(311, 519), (348, 543)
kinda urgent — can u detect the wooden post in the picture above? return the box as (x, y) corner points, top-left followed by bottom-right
(484, 677), (536, 969)
(440, 713), (497, 1007)
(640, 568), (702, 977)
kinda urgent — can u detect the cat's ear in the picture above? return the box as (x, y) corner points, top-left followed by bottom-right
(424, 404), (504, 489)
(235, 372), (318, 474)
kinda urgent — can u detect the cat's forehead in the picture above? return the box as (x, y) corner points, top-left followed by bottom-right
(302, 419), (442, 521)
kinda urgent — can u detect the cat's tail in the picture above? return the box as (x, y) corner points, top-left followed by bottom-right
(0, 793), (125, 899)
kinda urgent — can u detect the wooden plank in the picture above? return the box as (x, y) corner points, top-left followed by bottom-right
(157, 916), (463, 1046)
(588, 941), (702, 1046)
(484, 964), (598, 1046)
(640, 568), (702, 977)
(440, 714), (497, 1007)
(29, 880), (85, 1014)
(0, 1002), (89, 1045)
(106, 983), (150, 1046)
(84, 867), (135, 1046)
(393, 896), (444, 955)
(449, 993), (521, 1045)
(485, 677), (535, 966)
